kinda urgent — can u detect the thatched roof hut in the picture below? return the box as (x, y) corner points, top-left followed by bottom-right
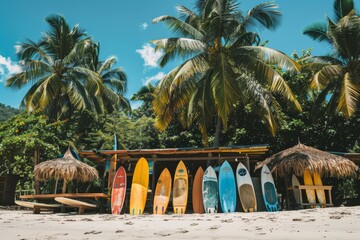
(34, 148), (98, 193)
(255, 143), (358, 178)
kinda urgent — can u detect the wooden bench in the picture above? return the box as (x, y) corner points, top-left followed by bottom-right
(296, 185), (333, 208)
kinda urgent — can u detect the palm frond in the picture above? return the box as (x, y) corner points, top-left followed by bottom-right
(5, 60), (51, 88)
(238, 75), (282, 136)
(303, 22), (331, 43)
(333, 0), (354, 22)
(241, 1), (282, 32)
(153, 15), (204, 40)
(238, 46), (301, 71)
(238, 54), (302, 112)
(98, 57), (117, 74)
(151, 38), (206, 67)
(310, 65), (342, 91)
(210, 51), (240, 129)
(337, 72), (360, 117)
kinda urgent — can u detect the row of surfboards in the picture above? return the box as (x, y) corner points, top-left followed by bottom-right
(292, 169), (327, 206)
(111, 157), (279, 215)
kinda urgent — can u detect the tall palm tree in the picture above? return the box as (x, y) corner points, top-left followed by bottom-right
(6, 14), (126, 121)
(303, 0), (360, 118)
(84, 42), (131, 113)
(152, 0), (301, 146)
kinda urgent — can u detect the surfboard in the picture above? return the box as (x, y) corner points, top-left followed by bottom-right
(15, 200), (61, 214)
(219, 161), (236, 213)
(261, 164), (278, 212)
(111, 166), (127, 214)
(173, 160), (188, 214)
(303, 169), (316, 206)
(129, 157), (149, 215)
(313, 172), (326, 206)
(55, 197), (97, 214)
(202, 166), (219, 213)
(291, 174), (301, 206)
(108, 154), (117, 192)
(236, 162), (257, 212)
(153, 168), (172, 214)
(108, 134), (118, 192)
(192, 167), (205, 214)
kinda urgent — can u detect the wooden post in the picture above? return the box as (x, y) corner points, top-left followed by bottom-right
(245, 155), (250, 171)
(34, 146), (40, 195)
(62, 180), (67, 193)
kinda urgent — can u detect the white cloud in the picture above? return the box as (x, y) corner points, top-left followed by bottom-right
(136, 43), (162, 68)
(140, 22), (148, 30)
(142, 72), (166, 86)
(0, 55), (22, 82)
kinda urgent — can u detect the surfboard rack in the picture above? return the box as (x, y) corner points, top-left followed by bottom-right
(295, 185), (333, 208)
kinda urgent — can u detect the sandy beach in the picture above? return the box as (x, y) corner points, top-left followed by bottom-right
(1, 206), (359, 240)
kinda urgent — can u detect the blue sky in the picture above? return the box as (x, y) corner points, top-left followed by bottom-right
(0, 0), (356, 108)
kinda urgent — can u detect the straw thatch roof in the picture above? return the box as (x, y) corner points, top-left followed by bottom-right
(34, 148), (98, 182)
(255, 143), (358, 178)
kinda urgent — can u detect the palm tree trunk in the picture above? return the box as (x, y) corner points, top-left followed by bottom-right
(213, 116), (222, 147)
(34, 146), (40, 194)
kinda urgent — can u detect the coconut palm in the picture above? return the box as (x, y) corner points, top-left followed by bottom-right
(6, 14), (125, 121)
(152, 0), (301, 146)
(83, 42), (131, 113)
(303, 0), (360, 118)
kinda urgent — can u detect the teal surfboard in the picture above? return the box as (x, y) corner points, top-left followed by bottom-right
(218, 161), (236, 213)
(202, 166), (218, 213)
(261, 164), (278, 212)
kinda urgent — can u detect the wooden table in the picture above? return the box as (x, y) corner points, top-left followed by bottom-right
(20, 193), (109, 200)
(296, 185), (333, 208)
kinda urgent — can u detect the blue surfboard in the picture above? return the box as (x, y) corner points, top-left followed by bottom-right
(218, 161), (236, 213)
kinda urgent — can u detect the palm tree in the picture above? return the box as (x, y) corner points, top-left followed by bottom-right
(303, 0), (360, 118)
(6, 14), (126, 121)
(152, 0), (301, 146)
(84, 42), (131, 113)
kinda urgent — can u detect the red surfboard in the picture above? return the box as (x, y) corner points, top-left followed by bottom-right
(111, 166), (127, 214)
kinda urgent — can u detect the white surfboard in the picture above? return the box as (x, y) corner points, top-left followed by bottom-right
(202, 166), (219, 213)
(291, 174), (301, 205)
(261, 164), (278, 212)
(236, 162), (257, 212)
(55, 197), (97, 214)
(15, 200), (61, 214)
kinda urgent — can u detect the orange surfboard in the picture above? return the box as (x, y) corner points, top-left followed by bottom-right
(303, 169), (316, 206)
(314, 172), (326, 206)
(153, 168), (172, 214)
(129, 157), (149, 215)
(111, 166), (127, 214)
(192, 167), (205, 214)
(173, 161), (188, 214)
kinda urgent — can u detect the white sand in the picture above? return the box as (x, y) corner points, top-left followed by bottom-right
(1, 206), (360, 240)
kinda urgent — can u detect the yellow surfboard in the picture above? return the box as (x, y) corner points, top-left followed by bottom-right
(313, 172), (326, 206)
(129, 157), (149, 215)
(173, 161), (188, 214)
(303, 169), (316, 206)
(153, 168), (172, 214)
(108, 154), (117, 192)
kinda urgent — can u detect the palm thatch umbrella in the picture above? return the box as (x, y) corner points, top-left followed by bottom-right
(34, 148), (98, 193)
(255, 143), (358, 178)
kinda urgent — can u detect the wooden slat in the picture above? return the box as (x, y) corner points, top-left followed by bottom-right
(296, 185), (333, 190)
(20, 193), (109, 199)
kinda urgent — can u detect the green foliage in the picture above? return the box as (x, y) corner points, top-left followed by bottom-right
(0, 103), (20, 122)
(0, 111), (65, 189)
